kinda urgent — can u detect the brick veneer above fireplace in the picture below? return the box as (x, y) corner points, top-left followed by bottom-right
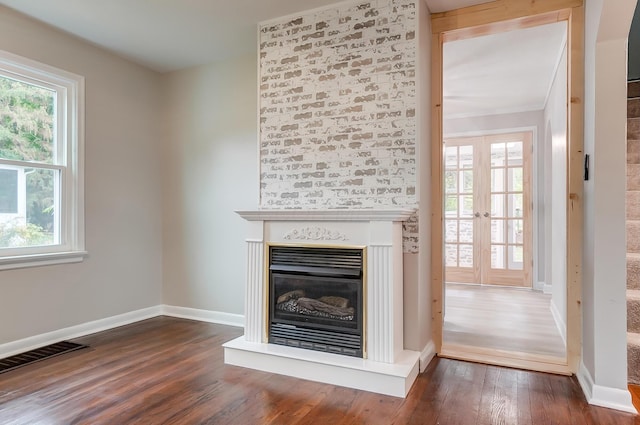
(258, 0), (419, 253)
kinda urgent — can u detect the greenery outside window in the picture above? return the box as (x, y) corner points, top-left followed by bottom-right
(0, 50), (85, 270)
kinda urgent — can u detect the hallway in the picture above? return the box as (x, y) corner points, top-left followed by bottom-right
(443, 283), (566, 359)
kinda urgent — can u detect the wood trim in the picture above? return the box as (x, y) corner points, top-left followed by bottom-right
(431, 31), (444, 354)
(440, 343), (571, 375)
(566, 3), (584, 375)
(431, 0), (582, 35)
(430, 0), (584, 373)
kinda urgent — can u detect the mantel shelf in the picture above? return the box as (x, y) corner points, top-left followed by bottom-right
(235, 209), (416, 222)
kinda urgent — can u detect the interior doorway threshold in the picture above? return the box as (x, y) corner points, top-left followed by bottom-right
(440, 342), (570, 375)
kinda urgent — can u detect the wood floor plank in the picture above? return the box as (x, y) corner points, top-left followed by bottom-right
(516, 369), (533, 425)
(0, 317), (638, 424)
(444, 283), (566, 359)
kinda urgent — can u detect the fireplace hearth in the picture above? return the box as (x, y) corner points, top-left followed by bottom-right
(268, 245), (364, 357)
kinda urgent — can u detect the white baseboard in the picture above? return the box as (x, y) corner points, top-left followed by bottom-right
(0, 305), (163, 359)
(533, 281), (545, 291)
(549, 299), (567, 346)
(162, 305), (244, 328)
(577, 361), (637, 414)
(420, 340), (436, 372)
(0, 305), (245, 359)
(543, 283), (552, 294)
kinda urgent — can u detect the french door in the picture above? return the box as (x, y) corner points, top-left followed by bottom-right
(444, 132), (532, 287)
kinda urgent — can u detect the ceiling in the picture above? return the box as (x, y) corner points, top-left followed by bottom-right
(0, 0), (562, 118)
(0, 0), (491, 73)
(443, 22), (567, 118)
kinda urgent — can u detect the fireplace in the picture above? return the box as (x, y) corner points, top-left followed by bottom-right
(223, 209), (424, 398)
(268, 245), (364, 357)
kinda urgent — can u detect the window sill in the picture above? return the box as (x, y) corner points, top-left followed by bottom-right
(0, 251), (88, 271)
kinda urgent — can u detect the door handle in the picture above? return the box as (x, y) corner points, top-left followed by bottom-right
(483, 212), (490, 217)
(474, 212), (480, 218)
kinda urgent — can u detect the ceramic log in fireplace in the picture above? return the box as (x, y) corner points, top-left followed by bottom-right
(268, 245), (364, 357)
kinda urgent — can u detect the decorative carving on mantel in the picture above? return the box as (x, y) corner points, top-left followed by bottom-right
(283, 226), (348, 241)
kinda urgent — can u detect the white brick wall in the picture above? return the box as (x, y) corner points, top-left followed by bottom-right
(259, 0), (418, 252)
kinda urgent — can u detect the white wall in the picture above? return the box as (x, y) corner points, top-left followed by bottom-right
(161, 54), (258, 315)
(583, 0), (637, 398)
(408, 0), (432, 356)
(544, 43), (567, 330)
(0, 6), (164, 344)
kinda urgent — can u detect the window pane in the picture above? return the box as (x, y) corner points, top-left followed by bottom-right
(0, 168), (17, 213)
(0, 76), (55, 164)
(0, 166), (58, 248)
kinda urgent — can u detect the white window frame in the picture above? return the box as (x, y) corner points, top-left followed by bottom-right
(0, 50), (85, 270)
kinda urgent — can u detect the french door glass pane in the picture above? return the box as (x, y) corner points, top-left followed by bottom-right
(491, 219), (505, 243)
(445, 147), (458, 168)
(460, 170), (473, 193)
(459, 244), (473, 267)
(508, 167), (523, 191)
(445, 195), (458, 216)
(459, 146), (473, 168)
(508, 219), (524, 244)
(445, 220), (457, 242)
(508, 193), (523, 217)
(445, 171), (457, 193)
(491, 194), (505, 217)
(491, 245), (506, 269)
(491, 143), (506, 167)
(445, 244), (457, 267)
(459, 195), (473, 217)
(510, 245), (524, 269)
(492, 168), (505, 192)
(507, 142), (523, 165)
(459, 220), (473, 243)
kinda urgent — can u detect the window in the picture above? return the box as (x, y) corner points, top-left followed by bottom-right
(0, 50), (85, 269)
(0, 169), (18, 213)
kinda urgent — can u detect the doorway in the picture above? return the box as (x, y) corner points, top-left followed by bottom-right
(444, 132), (532, 287)
(430, 0), (584, 375)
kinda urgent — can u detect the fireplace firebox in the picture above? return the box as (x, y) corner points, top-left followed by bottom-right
(268, 245), (364, 357)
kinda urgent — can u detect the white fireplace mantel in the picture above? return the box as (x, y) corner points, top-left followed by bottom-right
(223, 208), (420, 397)
(235, 208), (416, 222)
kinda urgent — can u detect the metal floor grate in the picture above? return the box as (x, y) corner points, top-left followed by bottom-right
(0, 341), (88, 374)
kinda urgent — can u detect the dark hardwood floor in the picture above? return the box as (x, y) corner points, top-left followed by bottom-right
(0, 316), (637, 424)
